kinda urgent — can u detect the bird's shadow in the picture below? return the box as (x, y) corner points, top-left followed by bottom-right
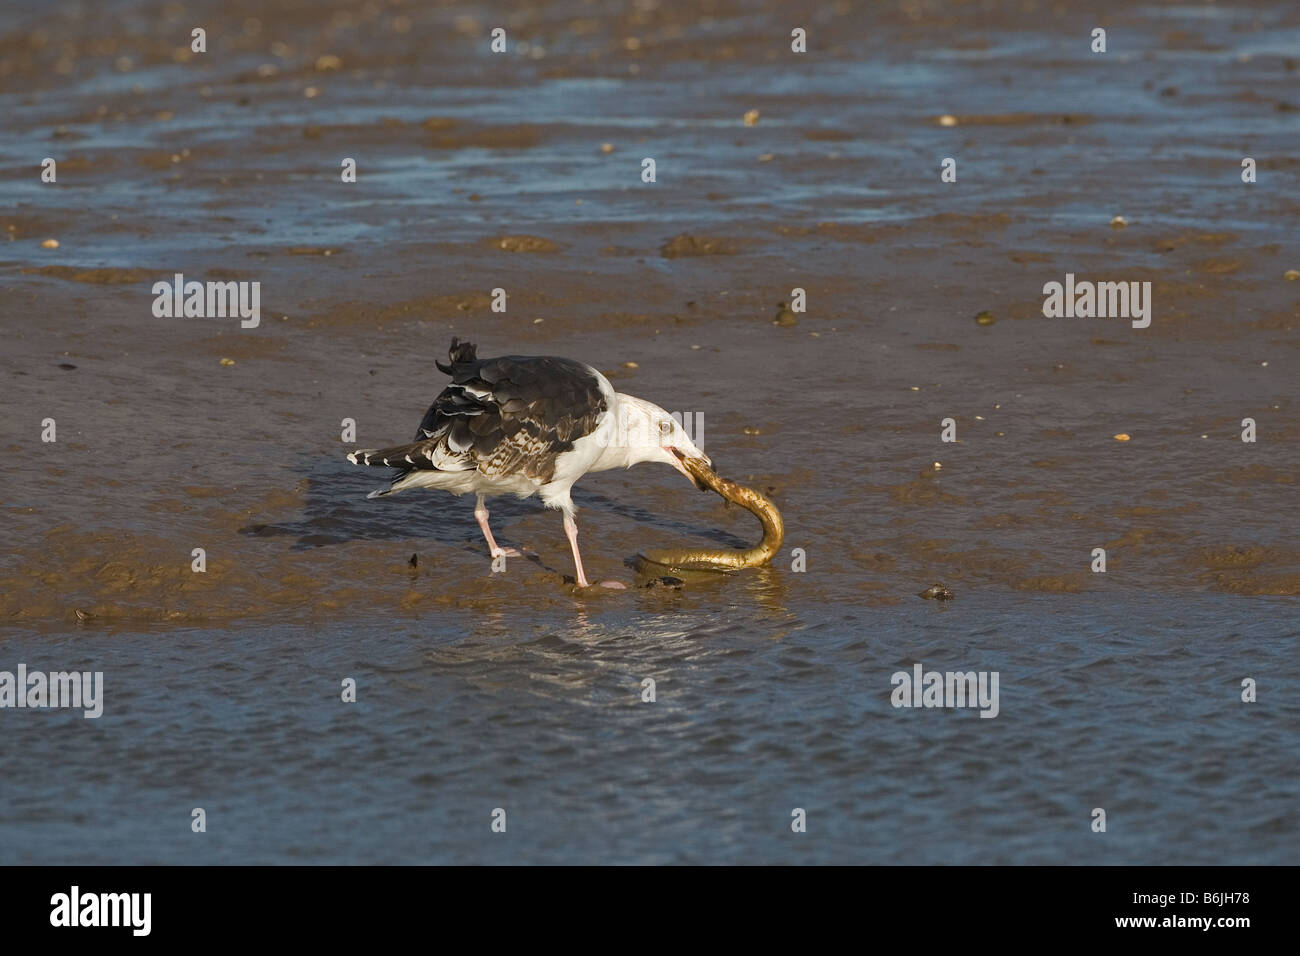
(239, 456), (749, 556)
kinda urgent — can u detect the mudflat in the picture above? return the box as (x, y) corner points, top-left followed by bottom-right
(0, 0), (1296, 864)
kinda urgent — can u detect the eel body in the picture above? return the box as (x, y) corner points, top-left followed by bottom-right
(635, 456), (784, 574)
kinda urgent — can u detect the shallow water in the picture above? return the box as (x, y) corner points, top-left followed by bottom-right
(2, 0), (1298, 864)
(2, 591), (1296, 864)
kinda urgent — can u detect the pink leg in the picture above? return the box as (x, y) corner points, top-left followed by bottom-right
(562, 513), (590, 587)
(474, 496), (519, 558)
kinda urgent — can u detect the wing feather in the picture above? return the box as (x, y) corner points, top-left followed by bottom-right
(352, 339), (608, 487)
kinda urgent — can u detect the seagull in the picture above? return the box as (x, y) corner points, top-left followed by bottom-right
(347, 338), (710, 588)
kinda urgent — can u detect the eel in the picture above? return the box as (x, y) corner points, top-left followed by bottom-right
(634, 456), (784, 575)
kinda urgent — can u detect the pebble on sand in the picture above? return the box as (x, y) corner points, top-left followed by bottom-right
(42, 238), (59, 248)
(918, 584), (954, 600)
(937, 114), (958, 126)
(1284, 269), (1300, 280)
(1110, 215), (1128, 228)
(315, 54), (342, 71)
(220, 358), (236, 366)
(600, 143), (614, 153)
(1113, 433), (1131, 441)
(621, 361), (638, 368)
(743, 109), (760, 126)
(975, 310), (996, 326)
(774, 303), (798, 326)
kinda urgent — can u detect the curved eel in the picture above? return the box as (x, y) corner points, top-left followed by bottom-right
(635, 456), (784, 575)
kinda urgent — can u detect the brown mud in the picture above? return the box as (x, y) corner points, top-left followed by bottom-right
(1, 0), (1298, 632)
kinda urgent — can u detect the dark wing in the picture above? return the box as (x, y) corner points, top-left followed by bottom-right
(351, 339), (608, 485)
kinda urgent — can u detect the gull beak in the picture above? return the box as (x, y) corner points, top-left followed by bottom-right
(669, 447), (713, 491)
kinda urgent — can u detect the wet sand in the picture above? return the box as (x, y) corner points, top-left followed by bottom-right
(0, 0), (1297, 863)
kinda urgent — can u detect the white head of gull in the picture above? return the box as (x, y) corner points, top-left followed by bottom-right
(347, 338), (710, 588)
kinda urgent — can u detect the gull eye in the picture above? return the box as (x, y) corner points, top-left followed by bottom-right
(659, 420), (674, 436)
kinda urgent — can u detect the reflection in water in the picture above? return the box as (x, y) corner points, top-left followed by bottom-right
(3, 593), (1294, 863)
